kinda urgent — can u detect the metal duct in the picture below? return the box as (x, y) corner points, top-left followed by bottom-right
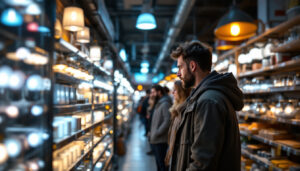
(153, 0), (196, 74)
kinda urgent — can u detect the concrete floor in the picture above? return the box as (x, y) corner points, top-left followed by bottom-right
(117, 116), (156, 171)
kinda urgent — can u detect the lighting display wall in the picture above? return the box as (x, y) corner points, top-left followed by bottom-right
(0, 0), (54, 170)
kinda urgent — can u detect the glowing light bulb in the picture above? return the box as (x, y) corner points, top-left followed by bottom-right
(31, 105), (43, 116)
(25, 3), (41, 15)
(26, 74), (43, 91)
(0, 144), (8, 164)
(27, 132), (42, 147)
(9, 70), (25, 90)
(6, 105), (19, 118)
(0, 66), (12, 88)
(5, 138), (22, 157)
(284, 106), (293, 114)
(95, 162), (103, 168)
(16, 47), (30, 59)
(230, 24), (240, 36)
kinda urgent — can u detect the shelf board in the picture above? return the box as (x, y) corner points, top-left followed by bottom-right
(53, 114), (113, 150)
(271, 39), (300, 53)
(241, 149), (280, 171)
(103, 153), (113, 170)
(240, 131), (300, 156)
(243, 86), (300, 95)
(54, 104), (92, 115)
(67, 128), (112, 171)
(218, 16), (300, 61)
(238, 58), (300, 78)
(55, 39), (109, 77)
(55, 72), (85, 85)
(238, 112), (300, 126)
(93, 141), (111, 167)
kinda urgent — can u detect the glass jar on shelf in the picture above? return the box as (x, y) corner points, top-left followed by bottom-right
(286, 73), (294, 86)
(282, 99), (297, 119)
(274, 100), (284, 118)
(294, 73), (300, 86)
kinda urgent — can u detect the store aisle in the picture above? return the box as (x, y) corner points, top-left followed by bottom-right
(118, 115), (156, 171)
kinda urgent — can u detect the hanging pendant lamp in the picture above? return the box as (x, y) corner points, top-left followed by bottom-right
(63, 6), (84, 32)
(215, 39), (244, 51)
(214, 6), (257, 41)
(136, 13), (157, 30)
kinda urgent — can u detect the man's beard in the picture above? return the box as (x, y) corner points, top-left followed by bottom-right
(182, 66), (195, 89)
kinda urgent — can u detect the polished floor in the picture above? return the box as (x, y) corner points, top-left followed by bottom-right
(118, 115), (156, 171)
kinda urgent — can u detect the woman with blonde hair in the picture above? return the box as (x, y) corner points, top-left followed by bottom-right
(165, 80), (191, 167)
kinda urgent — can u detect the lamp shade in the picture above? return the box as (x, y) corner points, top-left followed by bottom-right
(136, 13), (157, 30)
(63, 7), (84, 32)
(215, 39), (243, 51)
(215, 6), (257, 41)
(76, 27), (90, 43)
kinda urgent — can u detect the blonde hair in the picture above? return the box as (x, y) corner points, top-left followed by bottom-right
(169, 80), (191, 120)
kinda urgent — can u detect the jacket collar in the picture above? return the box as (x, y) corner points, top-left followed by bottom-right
(188, 71), (217, 103)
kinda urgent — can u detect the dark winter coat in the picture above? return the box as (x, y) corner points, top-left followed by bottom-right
(170, 71), (244, 171)
(150, 95), (172, 144)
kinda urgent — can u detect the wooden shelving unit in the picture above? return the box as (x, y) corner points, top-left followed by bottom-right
(271, 39), (300, 53)
(239, 58), (300, 78)
(238, 112), (300, 126)
(240, 131), (300, 156)
(243, 86), (300, 95)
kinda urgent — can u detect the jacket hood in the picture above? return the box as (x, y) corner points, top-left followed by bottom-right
(190, 71), (244, 111)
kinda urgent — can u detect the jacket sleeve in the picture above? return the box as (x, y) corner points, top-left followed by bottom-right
(187, 100), (226, 171)
(154, 102), (171, 138)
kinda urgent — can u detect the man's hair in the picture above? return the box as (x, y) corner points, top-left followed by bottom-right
(152, 84), (165, 96)
(146, 89), (151, 95)
(171, 40), (212, 71)
(163, 86), (170, 94)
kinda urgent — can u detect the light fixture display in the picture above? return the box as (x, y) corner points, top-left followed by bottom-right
(136, 13), (157, 30)
(119, 48), (127, 62)
(76, 27), (90, 43)
(25, 3), (41, 15)
(63, 6), (84, 32)
(90, 45), (101, 61)
(215, 6), (257, 41)
(1, 8), (23, 27)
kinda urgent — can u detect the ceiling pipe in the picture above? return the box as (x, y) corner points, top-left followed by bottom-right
(153, 0), (196, 74)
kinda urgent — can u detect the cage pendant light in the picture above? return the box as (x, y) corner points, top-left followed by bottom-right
(63, 6), (84, 32)
(214, 6), (257, 41)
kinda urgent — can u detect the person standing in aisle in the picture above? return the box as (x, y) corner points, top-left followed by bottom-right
(165, 80), (191, 167)
(140, 89), (151, 136)
(149, 84), (172, 171)
(169, 41), (244, 171)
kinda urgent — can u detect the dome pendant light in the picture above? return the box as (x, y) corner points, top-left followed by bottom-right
(214, 6), (257, 41)
(136, 13), (157, 30)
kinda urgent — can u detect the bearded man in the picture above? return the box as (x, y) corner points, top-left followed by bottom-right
(169, 41), (244, 171)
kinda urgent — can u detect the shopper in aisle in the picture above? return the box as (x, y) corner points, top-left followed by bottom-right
(169, 41), (244, 171)
(146, 88), (158, 155)
(141, 89), (151, 136)
(149, 84), (172, 171)
(165, 80), (191, 167)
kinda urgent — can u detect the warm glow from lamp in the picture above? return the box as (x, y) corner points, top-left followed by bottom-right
(63, 7), (84, 32)
(55, 19), (62, 39)
(214, 6), (257, 41)
(76, 27), (90, 43)
(137, 85), (143, 91)
(230, 23), (240, 36)
(136, 13), (157, 30)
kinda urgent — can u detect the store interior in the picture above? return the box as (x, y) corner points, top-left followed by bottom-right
(0, 0), (300, 170)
